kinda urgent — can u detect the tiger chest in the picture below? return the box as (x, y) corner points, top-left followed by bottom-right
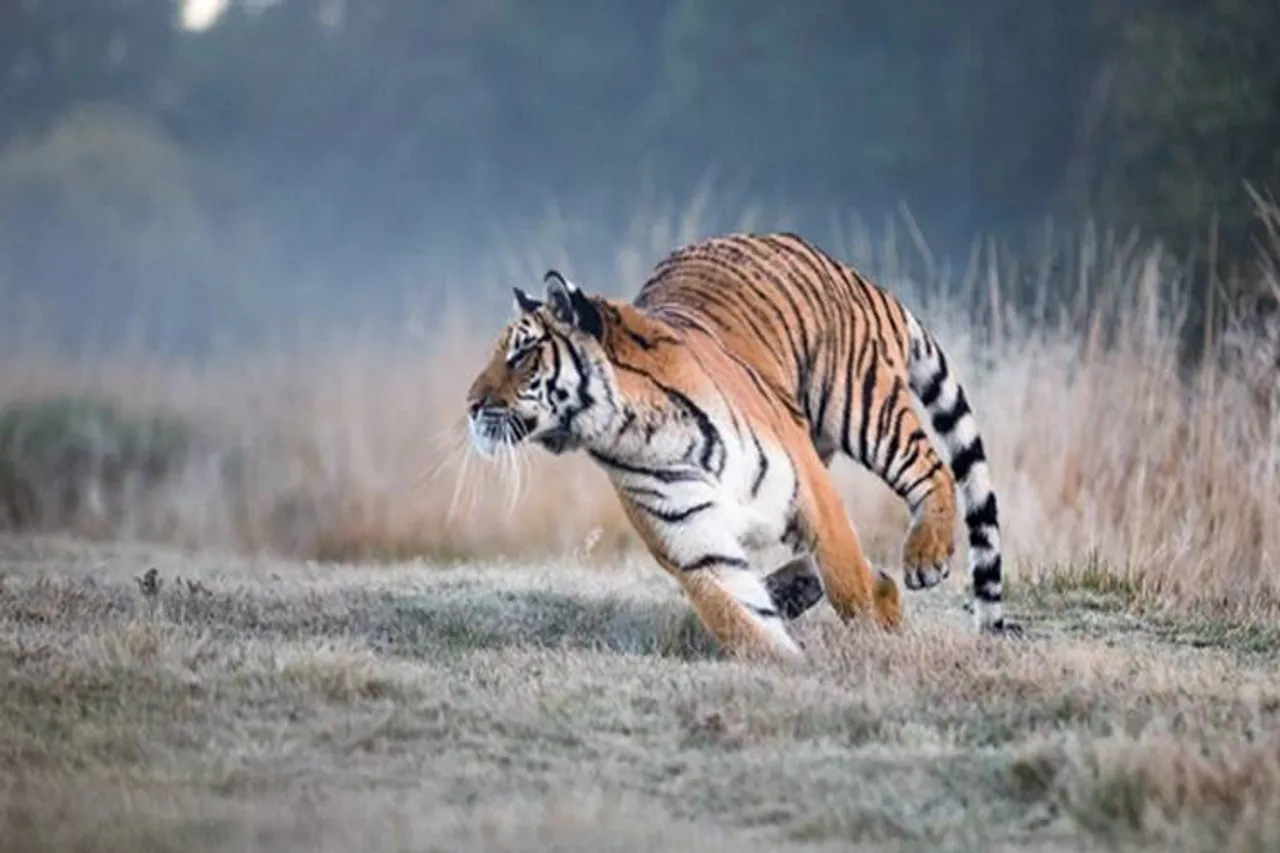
(633, 441), (800, 561)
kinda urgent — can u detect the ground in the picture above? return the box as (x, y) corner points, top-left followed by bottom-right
(2, 534), (1279, 853)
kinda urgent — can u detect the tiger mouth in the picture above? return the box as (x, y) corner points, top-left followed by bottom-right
(468, 411), (538, 457)
(533, 428), (581, 455)
(467, 402), (581, 457)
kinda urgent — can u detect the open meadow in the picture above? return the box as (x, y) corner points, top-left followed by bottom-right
(1, 204), (1279, 851)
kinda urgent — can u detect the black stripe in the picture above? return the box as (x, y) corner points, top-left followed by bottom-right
(917, 370), (944, 408)
(684, 257), (800, 360)
(871, 377), (902, 467)
(727, 353), (806, 421)
(899, 459), (943, 504)
(624, 328), (657, 350)
(665, 385), (722, 474)
(557, 338), (596, 435)
(780, 504), (807, 551)
(723, 398), (743, 442)
(625, 485), (667, 500)
(880, 402), (912, 484)
(862, 279), (903, 348)
(949, 437), (987, 483)
(855, 345), (880, 465)
(646, 254), (795, 362)
(798, 233), (900, 345)
(815, 284), (852, 434)
(682, 554), (751, 572)
(812, 350), (834, 433)
(632, 500), (715, 525)
(887, 441), (921, 489)
(745, 603), (781, 620)
(867, 281), (907, 352)
(729, 237), (815, 370)
(840, 331), (876, 456)
(548, 337), (563, 385)
(664, 275), (758, 336)
(762, 234), (831, 304)
(965, 493), (999, 528)
(974, 557), (1003, 601)
(969, 526), (993, 550)
(761, 235), (830, 341)
(588, 449), (704, 483)
(750, 429), (769, 497)
(931, 391), (971, 436)
(612, 360), (724, 475)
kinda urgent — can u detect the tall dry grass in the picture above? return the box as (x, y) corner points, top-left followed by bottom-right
(0, 197), (1276, 621)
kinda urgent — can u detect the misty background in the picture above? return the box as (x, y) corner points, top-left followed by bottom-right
(1, 0), (1277, 355)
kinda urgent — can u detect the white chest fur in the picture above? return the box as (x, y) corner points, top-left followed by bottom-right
(598, 408), (800, 570)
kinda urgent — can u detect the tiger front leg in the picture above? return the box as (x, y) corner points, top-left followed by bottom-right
(626, 522), (803, 663)
(674, 559), (806, 663)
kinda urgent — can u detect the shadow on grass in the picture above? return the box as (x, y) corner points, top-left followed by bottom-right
(1, 572), (726, 662)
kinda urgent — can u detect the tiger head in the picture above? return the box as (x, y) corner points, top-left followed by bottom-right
(465, 271), (620, 458)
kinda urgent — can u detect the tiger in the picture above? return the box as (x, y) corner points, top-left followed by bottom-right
(464, 231), (1021, 662)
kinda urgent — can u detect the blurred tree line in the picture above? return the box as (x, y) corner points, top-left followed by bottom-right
(0, 0), (1276, 348)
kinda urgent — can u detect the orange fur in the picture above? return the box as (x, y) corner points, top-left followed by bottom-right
(465, 233), (1019, 660)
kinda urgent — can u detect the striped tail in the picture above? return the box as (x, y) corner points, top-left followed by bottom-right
(903, 311), (1016, 634)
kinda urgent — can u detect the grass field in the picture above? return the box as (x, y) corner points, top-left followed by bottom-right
(3, 535), (1280, 853)
(1, 202), (1278, 851)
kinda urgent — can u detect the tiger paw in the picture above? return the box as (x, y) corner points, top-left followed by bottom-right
(762, 556), (825, 620)
(903, 561), (950, 591)
(901, 519), (954, 591)
(873, 569), (904, 631)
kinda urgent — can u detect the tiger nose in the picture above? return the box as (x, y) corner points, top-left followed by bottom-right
(468, 395), (496, 417)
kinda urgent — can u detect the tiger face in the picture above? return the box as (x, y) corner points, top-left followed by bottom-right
(465, 271), (617, 458)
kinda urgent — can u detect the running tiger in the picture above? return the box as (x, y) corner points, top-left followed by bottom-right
(465, 232), (1020, 661)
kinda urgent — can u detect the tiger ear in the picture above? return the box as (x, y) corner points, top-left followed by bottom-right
(512, 287), (542, 315)
(543, 270), (604, 340)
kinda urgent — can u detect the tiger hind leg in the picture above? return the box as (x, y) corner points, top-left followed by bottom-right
(796, 443), (903, 631)
(844, 374), (959, 593)
(760, 424), (946, 620)
(810, 384), (957, 593)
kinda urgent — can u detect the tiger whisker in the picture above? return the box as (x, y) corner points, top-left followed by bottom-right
(446, 440), (476, 525)
(501, 421), (528, 518)
(514, 438), (534, 508)
(412, 428), (469, 495)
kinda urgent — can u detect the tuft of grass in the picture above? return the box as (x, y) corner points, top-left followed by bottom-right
(1013, 729), (1280, 850)
(1028, 551), (1148, 610)
(1149, 617), (1280, 656)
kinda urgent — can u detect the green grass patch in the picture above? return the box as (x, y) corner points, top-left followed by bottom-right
(0, 395), (200, 531)
(1026, 551), (1147, 611)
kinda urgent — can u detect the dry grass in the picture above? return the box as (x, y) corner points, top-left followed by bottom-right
(2, 535), (1280, 852)
(0, 201), (1276, 624)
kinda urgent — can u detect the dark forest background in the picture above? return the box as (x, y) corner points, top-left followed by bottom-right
(1, 0), (1277, 352)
